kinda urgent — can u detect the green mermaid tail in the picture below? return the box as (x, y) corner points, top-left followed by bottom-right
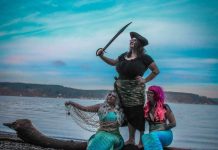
(87, 131), (124, 150)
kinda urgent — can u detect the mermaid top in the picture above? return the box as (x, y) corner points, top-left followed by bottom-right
(146, 104), (172, 132)
(98, 111), (121, 135)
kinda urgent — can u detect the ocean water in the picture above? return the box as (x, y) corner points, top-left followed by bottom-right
(0, 96), (218, 150)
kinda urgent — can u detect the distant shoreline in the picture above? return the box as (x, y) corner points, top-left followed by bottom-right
(0, 82), (218, 105)
(0, 94), (217, 106)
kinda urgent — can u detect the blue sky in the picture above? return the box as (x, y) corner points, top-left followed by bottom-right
(0, 0), (218, 98)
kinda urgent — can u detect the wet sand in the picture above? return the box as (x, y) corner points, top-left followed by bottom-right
(0, 131), (59, 150)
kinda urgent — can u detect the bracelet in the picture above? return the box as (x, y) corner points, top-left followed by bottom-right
(152, 71), (158, 75)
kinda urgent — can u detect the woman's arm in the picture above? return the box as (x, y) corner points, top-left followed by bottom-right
(100, 55), (118, 66)
(65, 101), (100, 112)
(136, 62), (160, 84)
(144, 62), (159, 83)
(97, 48), (118, 66)
(165, 109), (176, 130)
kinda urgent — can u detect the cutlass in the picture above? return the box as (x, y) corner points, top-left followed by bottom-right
(96, 22), (132, 56)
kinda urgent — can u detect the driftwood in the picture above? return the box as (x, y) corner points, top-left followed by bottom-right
(3, 119), (86, 150)
(3, 119), (189, 150)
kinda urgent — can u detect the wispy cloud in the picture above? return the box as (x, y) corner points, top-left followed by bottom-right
(52, 60), (66, 67)
(73, 0), (104, 7)
(158, 58), (218, 69)
(1, 0), (216, 49)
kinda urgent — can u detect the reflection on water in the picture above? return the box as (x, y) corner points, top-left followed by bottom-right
(0, 96), (218, 150)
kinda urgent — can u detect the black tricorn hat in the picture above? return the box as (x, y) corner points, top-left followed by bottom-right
(130, 32), (148, 46)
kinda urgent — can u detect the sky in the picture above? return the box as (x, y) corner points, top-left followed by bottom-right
(0, 0), (218, 98)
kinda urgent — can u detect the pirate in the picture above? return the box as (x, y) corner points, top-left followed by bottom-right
(97, 31), (159, 148)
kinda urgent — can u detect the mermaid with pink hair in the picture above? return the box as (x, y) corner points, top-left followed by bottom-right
(142, 85), (176, 150)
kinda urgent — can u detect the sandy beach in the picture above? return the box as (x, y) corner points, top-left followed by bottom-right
(0, 131), (192, 150)
(0, 131), (59, 150)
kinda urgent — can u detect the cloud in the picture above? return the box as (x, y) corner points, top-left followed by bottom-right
(0, 70), (35, 81)
(131, 19), (217, 49)
(2, 55), (29, 65)
(52, 60), (66, 67)
(0, 4), (125, 39)
(0, 12), (42, 36)
(2, 21), (216, 65)
(1, 1), (217, 49)
(0, 30), (125, 65)
(157, 58), (218, 69)
(73, 0), (104, 7)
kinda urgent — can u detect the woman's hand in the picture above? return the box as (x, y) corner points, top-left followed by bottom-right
(65, 101), (72, 106)
(96, 48), (105, 56)
(65, 101), (80, 109)
(135, 76), (145, 84)
(65, 101), (77, 107)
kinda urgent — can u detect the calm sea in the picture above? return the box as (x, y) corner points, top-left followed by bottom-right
(0, 96), (218, 150)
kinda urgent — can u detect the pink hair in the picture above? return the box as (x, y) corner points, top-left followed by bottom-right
(144, 85), (166, 121)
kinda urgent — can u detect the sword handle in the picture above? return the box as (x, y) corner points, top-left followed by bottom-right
(96, 48), (106, 56)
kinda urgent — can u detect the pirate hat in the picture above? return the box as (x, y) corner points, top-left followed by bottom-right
(130, 32), (148, 46)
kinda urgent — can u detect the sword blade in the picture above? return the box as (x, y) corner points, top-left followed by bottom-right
(103, 22), (132, 51)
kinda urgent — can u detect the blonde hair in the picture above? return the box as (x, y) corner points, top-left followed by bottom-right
(98, 91), (124, 125)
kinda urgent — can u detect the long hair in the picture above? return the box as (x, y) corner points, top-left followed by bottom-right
(98, 91), (124, 125)
(127, 39), (145, 57)
(144, 86), (166, 121)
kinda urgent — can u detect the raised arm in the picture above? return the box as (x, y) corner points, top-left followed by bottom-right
(165, 109), (176, 130)
(65, 101), (100, 112)
(97, 48), (118, 66)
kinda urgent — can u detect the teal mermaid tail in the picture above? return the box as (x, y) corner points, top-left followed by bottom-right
(142, 130), (173, 150)
(87, 131), (124, 150)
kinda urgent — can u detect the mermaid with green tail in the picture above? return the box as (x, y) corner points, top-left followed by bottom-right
(65, 91), (124, 150)
(87, 111), (124, 150)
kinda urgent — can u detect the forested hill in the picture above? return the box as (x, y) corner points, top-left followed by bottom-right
(0, 82), (217, 105)
(0, 82), (108, 99)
